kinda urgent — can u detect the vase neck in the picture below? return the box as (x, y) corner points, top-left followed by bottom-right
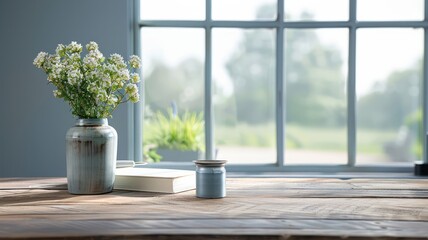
(76, 118), (108, 126)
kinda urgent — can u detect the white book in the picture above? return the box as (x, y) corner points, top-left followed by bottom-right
(114, 168), (195, 193)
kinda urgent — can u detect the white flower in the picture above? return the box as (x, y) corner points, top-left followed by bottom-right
(33, 52), (48, 68)
(83, 55), (98, 69)
(41, 54), (57, 71)
(129, 55), (141, 68)
(46, 64), (62, 82)
(66, 41), (82, 53)
(95, 90), (108, 103)
(130, 73), (140, 83)
(49, 54), (61, 65)
(104, 63), (117, 74)
(87, 83), (98, 93)
(109, 54), (126, 68)
(92, 49), (104, 60)
(118, 68), (130, 81)
(129, 93), (140, 103)
(53, 63), (63, 74)
(101, 75), (112, 88)
(56, 44), (65, 56)
(86, 41), (98, 51)
(115, 80), (124, 88)
(125, 83), (138, 95)
(47, 75), (54, 82)
(87, 69), (101, 80)
(53, 90), (62, 98)
(107, 95), (118, 105)
(83, 49), (104, 70)
(68, 78), (77, 85)
(67, 68), (82, 85)
(69, 53), (81, 62)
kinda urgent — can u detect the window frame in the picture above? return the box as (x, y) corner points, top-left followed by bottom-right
(132, 0), (428, 173)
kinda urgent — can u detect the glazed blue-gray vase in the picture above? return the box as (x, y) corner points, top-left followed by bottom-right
(66, 118), (117, 194)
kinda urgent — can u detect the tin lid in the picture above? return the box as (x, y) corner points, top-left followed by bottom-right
(193, 160), (227, 167)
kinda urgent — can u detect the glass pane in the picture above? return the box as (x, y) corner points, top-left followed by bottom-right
(357, 0), (424, 21)
(285, 0), (349, 21)
(212, 0), (277, 21)
(141, 28), (205, 163)
(213, 28), (276, 164)
(140, 0), (205, 20)
(285, 29), (348, 165)
(356, 28), (423, 164)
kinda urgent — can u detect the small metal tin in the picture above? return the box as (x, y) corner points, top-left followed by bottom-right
(193, 160), (227, 199)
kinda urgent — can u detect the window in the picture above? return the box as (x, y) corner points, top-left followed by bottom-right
(136, 0), (426, 172)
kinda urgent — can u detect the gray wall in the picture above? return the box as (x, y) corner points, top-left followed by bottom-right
(0, 0), (132, 177)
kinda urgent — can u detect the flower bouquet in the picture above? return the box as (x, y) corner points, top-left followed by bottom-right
(33, 41), (140, 118)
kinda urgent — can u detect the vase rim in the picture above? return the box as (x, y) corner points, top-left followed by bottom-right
(76, 118), (108, 126)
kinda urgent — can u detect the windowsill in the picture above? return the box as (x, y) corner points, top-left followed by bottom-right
(227, 172), (426, 179)
(140, 161), (416, 175)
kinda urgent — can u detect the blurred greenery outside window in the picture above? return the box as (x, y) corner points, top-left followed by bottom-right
(139, 0), (424, 166)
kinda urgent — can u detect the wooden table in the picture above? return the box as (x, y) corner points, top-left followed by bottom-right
(1, 178), (428, 239)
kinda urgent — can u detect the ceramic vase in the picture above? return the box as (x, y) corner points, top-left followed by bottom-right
(66, 118), (117, 194)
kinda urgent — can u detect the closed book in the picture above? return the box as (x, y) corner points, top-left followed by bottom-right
(114, 168), (195, 193)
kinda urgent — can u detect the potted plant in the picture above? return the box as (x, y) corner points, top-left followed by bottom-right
(34, 41), (141, 194)
(145, 110), (204, 162)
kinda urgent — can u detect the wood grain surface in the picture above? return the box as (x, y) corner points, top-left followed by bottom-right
(0, 178), (428, 239)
